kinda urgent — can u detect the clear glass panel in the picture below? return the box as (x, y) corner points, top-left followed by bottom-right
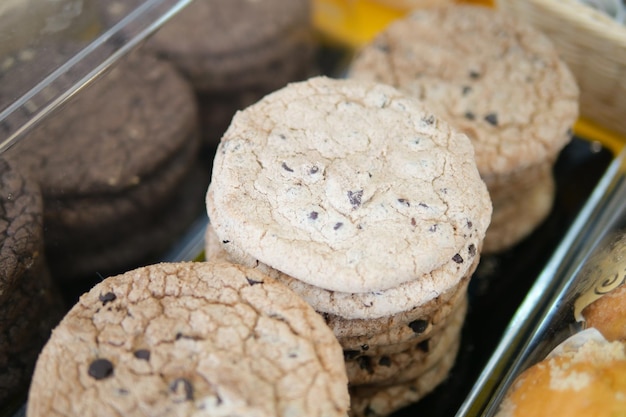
(0, 0), (192, 154)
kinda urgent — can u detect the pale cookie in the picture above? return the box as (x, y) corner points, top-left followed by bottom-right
(27, 262), (350, 417)
(348, 5), (578, 181)
(348, 5), (577, 253)
(336, 292), (467, 354)
(348, 337), (460, 417)
(484, 172), (555, 253)
(345, 297), (465, 385)
(207, 75), (491, 294)
(205, 222), (478, 323)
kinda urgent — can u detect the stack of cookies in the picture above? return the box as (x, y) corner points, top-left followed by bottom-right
(0, 157), (64, 404)
(348, 4), (579, 254)
(102, 0), (318, 148)
(9, 51), (206, 293)
(206, 76), (492, 415)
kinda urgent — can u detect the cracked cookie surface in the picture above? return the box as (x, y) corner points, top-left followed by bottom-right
(207, 76), (491, 294)
(348, 5), (579, 181)
(27, 261), (350, 417)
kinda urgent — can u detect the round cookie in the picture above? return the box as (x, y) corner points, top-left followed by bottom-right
(27, 261), (350, 417)
(207, 75), (492, 294)
(344, 297), (465, 385)
(0, 157), (64, 404)
(348, 337), (460, 417)
(100, 0), (318, 147)
(348, 4), (579, 253)
(205, 222), (478, 324)
(138, 0), (316, 92)
(336, 292), (467, 355)
(484, 171), (555, 253)
(11, 50), (203, 282)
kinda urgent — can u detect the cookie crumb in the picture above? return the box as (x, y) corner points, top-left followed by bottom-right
(484, 113), (499, 126)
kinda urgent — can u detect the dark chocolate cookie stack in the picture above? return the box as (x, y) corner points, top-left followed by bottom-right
(10, 51), (206, 296)
(103, 0), (319, 148)
(0, 157), (64, 405)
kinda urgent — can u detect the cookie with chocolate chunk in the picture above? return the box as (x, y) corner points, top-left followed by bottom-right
(208, 76), (491, 293)
(11, 50), (204, 285)
(348, 4), (579, 253)
(27, 261), (350, 417)
(0, 157), (64, 405)
(344, 297), (466, 385)
(205, 222), (472, 355)
(206, 76), (491, 406)
(348, 336), (460, 417)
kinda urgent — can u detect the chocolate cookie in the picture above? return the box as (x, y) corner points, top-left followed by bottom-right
(27, 261), (350, 417)
(0, 157), (64, 405)
(103, 0), (318, 147)
(10, 50), (204, 284)
(348, 4), (579, 253)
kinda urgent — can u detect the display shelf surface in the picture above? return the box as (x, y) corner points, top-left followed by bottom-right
(0, 0), (191, 154)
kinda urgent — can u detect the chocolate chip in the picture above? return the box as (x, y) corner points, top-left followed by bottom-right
(467, 220), (473, 229)
(452, 253), (464, 264)
(333, 222), (343, 230)
(484, 113), (499, 126)
(279, 134), (286, 140)
(222, 240), (230, 244)
(361, 344), (369, 351)
(358, 356), (374, 374)
(416, 339), (430, 352)
(429, 224), (438, 232)
(408, 319), (428, 334)
(170, 378), (194, 402)
(411, 218), (417, 227)
(397, 198), (410, 207)
(134, 349), (151, 361)
(309, 211), (318, 220)
(375, 41), (390, 52)
(246, 277), (264, 286)
(464, 111), (475, 121)
(462, 86), (472, 95)
(423, 115), (435, 125)
(99, 292), (116, 305)
(88, 358), (114, 380)
(281, 162), (293, 172)
(418, 202), (428, 208)
(364, 405), (376, 417)
(468, 244), (476, 257)
(343, 350), (360, 360)
(469, 70), (481, 79)
(378, 356), (392, 367)
(310, 166), (319, 174)
(347, 190), (363, 208)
